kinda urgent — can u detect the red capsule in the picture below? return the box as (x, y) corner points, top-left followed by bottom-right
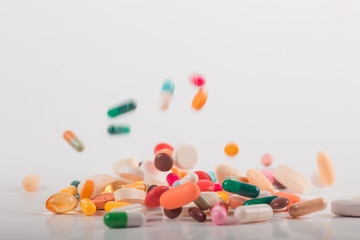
(197, 180), (215, 192)
(154, 143), (173, 155)
(194, 171), (212, 181)
(145, 186), (170, 208)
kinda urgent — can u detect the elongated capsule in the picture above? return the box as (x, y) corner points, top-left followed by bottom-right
(288, 198), (327, 218)
(104, 201), (131, 213)
(159, 80), (175, 110)
(192, 88), (208, 110)
(60, 185), (77, 196)
(104, 212), (145, 228)
(80, 198), (96, 216)
(244, 196), (278, 206)
(235, 204), (273, 224)
(107, 100), (136, 118)
(110, 203), (146, 215)
(210, 200), (228, 225)
(46, 192), (78, 214)
(193, 193), (210, 211)
(222, 179), (260, 198)
(63, 130), (84, 152)
(317, 151), (336, 186)
(108, 125), (130, 135)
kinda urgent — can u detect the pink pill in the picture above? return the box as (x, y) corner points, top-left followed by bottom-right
(167, 172), (180, 186)
(261, 153), (274, 167)
(197, 180), (215, 192)
(190, 74), (206, 87)
(213, 183), (223, 192)
(259, 169), (275, 184)
(210, 203), (227, 225)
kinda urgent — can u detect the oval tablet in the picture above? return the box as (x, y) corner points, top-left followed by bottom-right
(317, 151), (336, 186)
(173, 143), (198, 170)
(113, 158), (139, 175)
(273, 191), (300, 209)
(192, 88), (208, 110)
(331, 199), (360, 217)
(160, 182), (201, 209)
(114, 188), (146, 204)
(270, 197), (289, 210)
(188, 207), (206, 222)
(247, 169), (274, 194)
(91, 193), (115, 210)
(118, 167), (144, 182)
(215, 164), (242, 185)
(224, 143), (239, 156)
(145, 186), (169, 208)
(164, 207), (182, 219)
(273, 165), (311, 194)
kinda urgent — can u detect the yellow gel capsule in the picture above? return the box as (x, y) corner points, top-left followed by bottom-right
(22, 174), (40, 192)
(317, 151), (336, 186)
(46, 192), (78, 214)
(103, 180), (130, 193)
(80, 198), (96, 216)
(217, 191), (229, 202)
(104, 201), (131, 212)
(60, 185), (77, 196)
(123, 182), (146, 191)
(224, 143), (239, 156)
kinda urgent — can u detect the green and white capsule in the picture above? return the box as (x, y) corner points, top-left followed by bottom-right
(108, 125), (130, 135)
(108, 100), (136, 118)
(104, 212), (145, 228)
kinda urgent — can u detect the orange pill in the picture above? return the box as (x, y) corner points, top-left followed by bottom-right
(273, 191), (301, 209)
(224, 143), (239, 156)
(160, 182), (201, 209)
(239, 176), (250, 183)
(123, 181), (147, 191)
(171, 167), (188, 179)
(192, 88), (208, 110)
(80, 180), (94, 200)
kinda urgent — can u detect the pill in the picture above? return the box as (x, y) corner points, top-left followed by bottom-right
(331, 199), (360, 217)
(154, 153), (173, 172)
(288, 198), (327, 218)
(22, 174), (40, 192)
(160, 182), (201, 209)
(273, 165), (311, 194)
(104, 179), (130, 193)
(107, 125), (130, 134)
(110, 203), (146, 215)
(141, 160), (168, 186)
(273, 178), (286, 189)
(91, 193), (115, 210)
(70, 180), (80, 188)
(207, 171), (217, 183)
(194, 171), (212, 181)
(193, 193), (210, 210)
(60, 185), (77, 196)
(166, 173), (180, 186)
(159, 80), (175, 110)
(179, 172), (199, 185)
(79, 180), (94, 200)
(63, 130), (84, 152)
(190, 74), (206, 87)
(247, 169), (274, 194)
(217, 191), (229, 202)
(210, 201), (228, 225)
(104, 212), (145, 228)
(197, 180), (215, 192)
(123, 181), (146, 191)
(118, 167), (145, 182)
(273, 192), (301, 209)
(261, 153), (274, 167)
(317, 151), (336, 186)
(214, 183), (223, 192)
(222, 179), (260, 198)
(46, 192), (78, 214)
(146, 185), (158, 194)
(215, 164), (242, 185)
(201, 192), (222, 204)
(77, 174), (116, 198)
(104, 201), (131, 213)
(145, 186), (170, 208)
(244, 196), (278, 206)
(163, 207), (182, 219)
(270, 197), (290, 210)
(258, 169), (275, 184)
(113, 157), (139, 175)
(188, 207), (207, 222)
(234, 204), (273, 224)
(80, 198), (96, 216)
(257, 190), (272, 198)
(192, 88), (208, 110)
(154, 143), (173, 155)
(155, 148), (173, 157)
(107, 100), (136, 118)
(311, 171), (326, 188)
(172, 167), (188, 178)
(173, 143), (198, 170)
(228, 195), (249, 209)
(224, 143), (239, 156)
(225, 176), (241, 182)
(114, 188), (146, 204)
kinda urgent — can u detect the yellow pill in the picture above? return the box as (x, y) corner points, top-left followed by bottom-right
(22, 174), (40, 192)
(224, 143), (239, 156)
(123, 182), (146, 191)
(103, 180), (130, 193)
(46, 192), (78, 214)
(104, 201), (131, 212)
(60, 185), (77, 196)
(80, 198), (96, 216)
(217, 191), (229, 202)
(317, 151), (336, 186)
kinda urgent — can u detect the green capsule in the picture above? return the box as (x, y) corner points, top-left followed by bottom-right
(244, 196), (278, 206)
(108, 125), (130, 135)
(222, 179), (260, 198)
(107, 101), (136, 118)
(70, 180), (80, 188)
(104, 212), (145, 228)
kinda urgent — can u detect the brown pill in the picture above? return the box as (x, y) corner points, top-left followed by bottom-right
(288, 198), (327, 218)
(154, 153), (174, 172)
(147, 185), (158, 194)
(164, 207), (182, 219)
(91, 193), (115, 210)
(227, 195), (249, 209)
(188, 207), (206, 222)
(270, 197), (290, 210)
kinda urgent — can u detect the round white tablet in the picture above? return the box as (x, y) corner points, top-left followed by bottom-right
(118, 167), (144, 181)
(114, 188), (146, 205)
(173, 143), (198, 170)
(113, 157), (139, 175)
(331, 199), (360, 217)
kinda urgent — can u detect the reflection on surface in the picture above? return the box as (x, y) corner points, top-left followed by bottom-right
(271, 221), (289, 238)
(46, 214), (77, 237)
(288, 219), (333, 240)
(103, 227), (146, 240)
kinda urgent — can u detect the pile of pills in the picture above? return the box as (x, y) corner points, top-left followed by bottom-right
(22, 75), (360, 230)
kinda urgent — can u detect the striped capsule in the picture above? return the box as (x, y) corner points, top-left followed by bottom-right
(63, 130), (84, 152)
(107, 100), (136, 118)
(104, 212), (145, 228)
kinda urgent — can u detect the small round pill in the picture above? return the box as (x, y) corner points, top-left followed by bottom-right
(224, 143), (239, 156)
(190, 74), (206, 87)
(22, 174), (40, 192)
(154, 153), (173, 172)
(173, 143), (198, 170)
(188, 207), (206, 222)
(164, 207), (182, 219)
(270, 197), (290, 210)
(261, 153), (274, 167)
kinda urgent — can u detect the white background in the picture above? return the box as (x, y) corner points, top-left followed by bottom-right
(1, 1), (360, 239)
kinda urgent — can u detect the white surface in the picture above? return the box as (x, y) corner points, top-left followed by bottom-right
(1, 0), (360, 239)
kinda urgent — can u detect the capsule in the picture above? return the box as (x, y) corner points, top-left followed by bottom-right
(222, 179), (260, 198)
(234, 204), (273, 224)
(110, 203), (146, 215)
(107, 125), (130, 135)
(179, 172), (199, 185)
(63, 130), (84, 152)
(104, 201), (131, 212)
(191, 88), (208, 110)
(288, 198), (327, 218)
(317, 151), (336, 186)
(107, 100), (136, 118)
(270, 197), (290, 210)
(217, 191), (228, 202)
(60, 185), (77, 196)
(46, 192), (78, 214)
(70, 180), (80, 188)
(104, 212), (145, 228)
(80, 198), (96, 216)
(22, 174), (40, 192)
(79, 180), (94, 200)
(159, 80), (175, 110)
(210, 200), (228, 225)
(166, 172), (180, 186)
(244, 196), (278, 206)
(193, 193), (210, 211)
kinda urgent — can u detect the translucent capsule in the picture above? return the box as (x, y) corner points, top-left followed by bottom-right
(22, 174), (40, 192)
(222, 179), (260, 198)
(80, 198), (96, 216)
(107, 125), (130, 135)
(46, 192), (78, 214)
(104, 179), (129, 193)
(107, 100), (136, 118)
(60, 186), (77, 196)
(190, 74), (206, 87)
(210, 201), (228, 225)
(104, 212), (145, 228)
(244, 196), (278, 206)
(217, 191), (229, 202)
(63, 130), (84, 152)
(235, 204), (273, 224)
(224, 143), (239, 156)
(192, 88), (208, 110)
(104, 201), (131, 213)
(159, 80), (175, 110)
(123, 181), (146, 191)
(288, 198), (327, 218)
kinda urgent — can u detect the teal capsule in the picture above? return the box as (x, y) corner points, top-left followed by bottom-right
(104, 212), (145, 228)
(244, 196), (278, 206)
(70, 180), (80, 188)
(107, 101), (136, 118)
(207, 171), (217, 183)
(161, 80), (175, 94)
(108, 125), (130, 134)
(222, 179), (260, 198)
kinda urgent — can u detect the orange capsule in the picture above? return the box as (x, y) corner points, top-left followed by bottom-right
(224, 143), (239, 156)
(63, 130), (84, 152)
(46, 192), (78, 214)
(60, 185), (77, 196)
(80, 180), (94, 200)
(192, 88), (208, 110)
